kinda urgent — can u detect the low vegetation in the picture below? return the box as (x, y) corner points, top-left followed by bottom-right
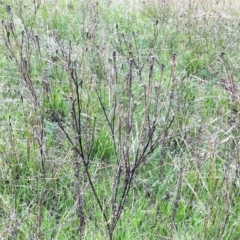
(1, 0), (240, 239)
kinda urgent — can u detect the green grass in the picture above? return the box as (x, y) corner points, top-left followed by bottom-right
(1, 0), (240, 239)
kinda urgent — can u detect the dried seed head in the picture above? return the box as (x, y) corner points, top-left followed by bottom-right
(23, 59), (28, 73)
(170, 53), (177, 66)
(6, 6), (11, 14)
(149, 55), (156, 64)
(44, 69), (49, 79)
(9, 22), (13, 30)
(220, 52), (225, 59)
